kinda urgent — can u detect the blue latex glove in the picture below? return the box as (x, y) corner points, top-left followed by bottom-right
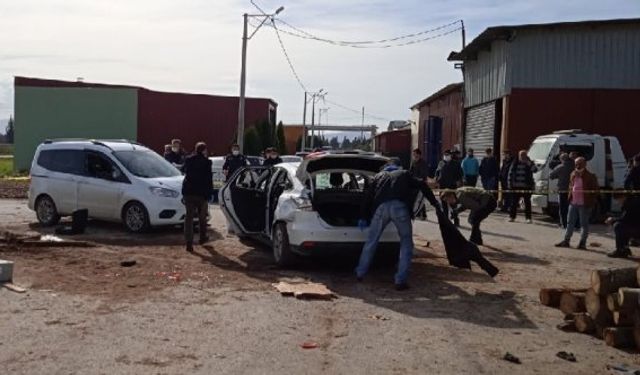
(357, 219), (369, 231)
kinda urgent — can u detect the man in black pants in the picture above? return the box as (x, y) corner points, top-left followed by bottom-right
(550, 152), (574, 228)
(441, 187), (497, 246)
(182, 142), (214, 252)
(508, 150), (537, 223)
(606, 191), (640, 258)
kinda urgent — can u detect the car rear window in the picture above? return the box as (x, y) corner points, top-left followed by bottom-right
(37, 149), (85, 175)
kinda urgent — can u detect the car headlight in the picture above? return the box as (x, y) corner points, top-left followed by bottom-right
(149, 187), (179, 198)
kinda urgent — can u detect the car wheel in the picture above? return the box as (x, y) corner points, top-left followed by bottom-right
(272, 223), (295, 267)
(35, 195), (60, 226)
(122, 201), (150, 233)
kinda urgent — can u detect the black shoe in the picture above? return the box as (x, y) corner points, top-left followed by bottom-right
(576, 242), (587, 250)
(186, 243), (194, 252)
(395, 283), (410, 291)
(555, 240), (570, 248)
(607, 249), (631, 258)
(199, 236), (210, 245)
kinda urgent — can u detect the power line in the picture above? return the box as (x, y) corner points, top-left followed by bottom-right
(324, 99), (391, 122)
(270, 19), (308, 92)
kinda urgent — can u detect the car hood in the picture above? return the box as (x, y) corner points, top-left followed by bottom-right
(295, 153), (389, 182)
(145, 176), (184, 191)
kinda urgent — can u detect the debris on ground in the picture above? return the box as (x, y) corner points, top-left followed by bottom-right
(273, 281), (336, 300)
(120, 260), (137, 267)
(503, 352), (521, 364)
(2, 282), (27, 293)
(556, 351), (576, 362)
(300, 341), (318, 349)
(369, 314), (390, 321)
(606, 363), (640, 374)
(155, 271), (182, 282)
(40, 234), (64, 242)
(590, 242), (602, 248)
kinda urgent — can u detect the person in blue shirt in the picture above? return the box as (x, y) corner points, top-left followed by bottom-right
(461, 148), (480, 187)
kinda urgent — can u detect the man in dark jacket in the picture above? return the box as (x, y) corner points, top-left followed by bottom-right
(182, 142), (214, 252)
(435, 150), (463, 225)
(550, 152), (575, 228)
(508, 150), (537, 223)
(165, 139), (186, 170)
(625, 154), (640, 191)
(499, 150), (514, 212)
(263, 147), (283, 167)
(606, 192), (640, 258)
(409, 148), (429, 220)
(479, 148), (499, 191)
(222, 144), (248, 181)
(442, 187), (497, 246)
(356, 162), (439, 290)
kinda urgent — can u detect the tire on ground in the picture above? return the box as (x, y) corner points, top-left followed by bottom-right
(35, 194), (61, 226)
(272, 222), (295, 267)
(122, 201), (150, 233)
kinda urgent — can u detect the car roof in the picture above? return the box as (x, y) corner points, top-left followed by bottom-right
(38, 139), (146, 152)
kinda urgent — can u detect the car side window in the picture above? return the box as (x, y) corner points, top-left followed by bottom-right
(37, 149), (84, 175)
(85, 151), (122, 181)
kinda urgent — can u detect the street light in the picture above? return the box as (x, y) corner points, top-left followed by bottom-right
(237, 5), (285, 153)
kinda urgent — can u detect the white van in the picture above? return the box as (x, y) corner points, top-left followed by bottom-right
(529, 130), (627, 220)
(29, 139), (188, 232)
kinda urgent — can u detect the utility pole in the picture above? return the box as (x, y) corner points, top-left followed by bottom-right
(310, 95), (317, 149)
(301, 92), (307, 152)
(236, 6), (285, 153)
(361, 106), (365, 140)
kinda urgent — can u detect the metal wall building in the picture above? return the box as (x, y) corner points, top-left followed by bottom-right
(448, 18), (640, 157)
(14, 77), (277, 170)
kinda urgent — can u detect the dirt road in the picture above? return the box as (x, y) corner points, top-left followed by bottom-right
(1, 199), (639, 374)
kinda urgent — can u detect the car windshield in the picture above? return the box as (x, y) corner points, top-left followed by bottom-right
(528, 140), (555, 161)
(113, 150), (181, 178)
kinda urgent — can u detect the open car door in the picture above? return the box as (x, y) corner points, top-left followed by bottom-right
(220, 166), (273, 236)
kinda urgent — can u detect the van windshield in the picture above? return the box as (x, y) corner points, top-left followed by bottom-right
(528, 140), (555, 162)
(113, 150), (182, 178)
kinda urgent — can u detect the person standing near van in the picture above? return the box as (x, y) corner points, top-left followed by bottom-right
(625, 154), (640, 191)
(223, 144), (247, 180)
(182, 142), (213, 252)
(436, 150), (463, 226)
(499, 150), (514, 212)
(479, 148), (499, 191)
(605, 191), (640, 258)
(508, 150), (537, 223)
(461, 148), (480, 187)
(555, 157), (599, 250)
(550, 153), (574, 229)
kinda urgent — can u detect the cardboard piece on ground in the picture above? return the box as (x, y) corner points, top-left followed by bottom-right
(273, 281), (336, 300)
(2, 282), (26, 293)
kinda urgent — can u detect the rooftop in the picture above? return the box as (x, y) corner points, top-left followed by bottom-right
(411, 83), (463, 110)
(448, 18), (640, 61)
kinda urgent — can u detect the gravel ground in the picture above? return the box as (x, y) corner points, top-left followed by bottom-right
(0, 178), (29, 199)
(1, 199), (640, 374)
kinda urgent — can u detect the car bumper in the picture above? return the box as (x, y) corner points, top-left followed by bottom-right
(290, 241), (398, 256)
(285, 211), (400, 247)
(146, 196), (190, 226)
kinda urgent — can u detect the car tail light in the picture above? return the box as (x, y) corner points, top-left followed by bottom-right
(302, 241), (315, 249)
(293, 196), (313, 211)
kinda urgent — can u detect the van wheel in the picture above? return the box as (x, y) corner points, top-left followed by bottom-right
(122, 201), (150, 233)
(272, 223), (295, 267)
(35, 195), (60, 226)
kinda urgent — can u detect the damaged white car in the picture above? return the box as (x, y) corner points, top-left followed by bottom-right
(220, 151), (404, 266)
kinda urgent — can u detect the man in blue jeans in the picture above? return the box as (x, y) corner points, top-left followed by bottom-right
(356, 161), (439, 290)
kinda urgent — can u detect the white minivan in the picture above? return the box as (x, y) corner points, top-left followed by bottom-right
(529, 130), (627, 220)
(29, 139), (188, 232)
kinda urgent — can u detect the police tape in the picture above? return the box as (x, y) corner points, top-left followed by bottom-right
(432, 188), (640, 195)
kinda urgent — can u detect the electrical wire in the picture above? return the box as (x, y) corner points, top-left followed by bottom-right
(270, 19), (308, 92)
(324, 99), (391, 122)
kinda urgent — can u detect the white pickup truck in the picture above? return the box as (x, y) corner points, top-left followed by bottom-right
(529, 130), (627, 221)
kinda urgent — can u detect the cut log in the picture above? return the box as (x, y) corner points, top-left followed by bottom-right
(560, 291), (586, 315)
(586, 289), (614, 325)
(607, 293), (621, 312)
(591, 267), (638, 295)
(539, 288), (587, 308)
(604, 327), (636, 348)
(614, 310), (635, 326)
(574, 313), (596, 334)
(618, 288), (640, 311)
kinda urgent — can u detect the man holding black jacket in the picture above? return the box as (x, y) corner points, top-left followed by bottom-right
(182, 142), (214, 252)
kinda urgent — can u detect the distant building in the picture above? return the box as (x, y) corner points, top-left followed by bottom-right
(13, 77), (277, 170)
(387, 120), (410, 131)
(374, 129), (412, 169)
(410, 83), (463, 173)
(448, 18), (640, 157)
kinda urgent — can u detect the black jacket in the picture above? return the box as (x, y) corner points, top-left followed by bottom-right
(165, 150), (185, 166)
(616, 197), (640, 226)
(222, 154), (247, 179)
(435, 160), (463, 189)
(182, 154), (213, 199)
(625, 166), (640, 190)
(361, 170), (438, 220)
(410, 158), (429, 180)
(479, 156), (499, 179)
(508, 159), (537, 190)
(263, 157), (283, 167)
(499, 157), (513, 187)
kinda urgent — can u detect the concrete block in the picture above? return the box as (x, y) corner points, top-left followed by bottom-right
(0, 260), (14, 282)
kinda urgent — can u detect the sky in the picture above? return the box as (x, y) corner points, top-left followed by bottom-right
(0, 0), (639, 131)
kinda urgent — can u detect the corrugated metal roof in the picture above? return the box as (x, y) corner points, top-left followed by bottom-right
(448, 18), (640, 61)
(411, 83), (463, 109)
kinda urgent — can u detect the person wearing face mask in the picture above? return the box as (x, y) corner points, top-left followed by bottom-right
(182, 142), (214, 252)
(223, 144), (248, 180)
(461, 148), (480, 187)
(263, 147), (283, 167)
(165, 139), (186, 170)
(508, 150), (537, 223)
(555, 157), (599, 250)
(436, 150), (463, 226)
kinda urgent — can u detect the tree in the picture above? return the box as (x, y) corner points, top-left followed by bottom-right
(295, 135), (325, 151)
(276, 121), (287, 155)
(244, 127), (261, 156)
(329, 136), (340, 150)
(341, 136), (352, 150)
(5, 116), (14, 144)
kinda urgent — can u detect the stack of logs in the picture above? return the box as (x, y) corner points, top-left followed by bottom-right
(540, 266), (640, 350)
